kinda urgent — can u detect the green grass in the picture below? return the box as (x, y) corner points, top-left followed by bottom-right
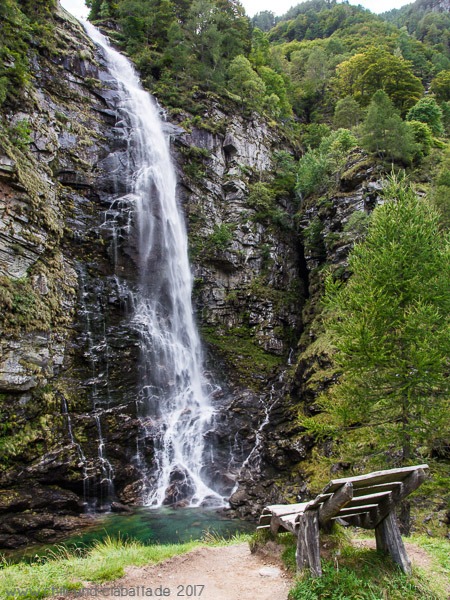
(0, 534), (245, 600)
(279, 532), (450, 600)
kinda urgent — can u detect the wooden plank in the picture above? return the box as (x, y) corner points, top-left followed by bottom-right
(372, 468), (427, 528)
(280, 514), (300, 527)
(296, 510), (322, 577)
(352, 482), (402, 497)
(305, 493), (332, 509)
(375, 511), (411, 574)
(335, 513), (364, 527)
(264, 502), (310, 517)
(317, 482), (354, 526)
(342, 491), (391, 508)
(270, 517), (280, 535)
(258, 514), (272, 526)
(334, 508), (379, 528)
(341, 469), (427, 530)
(339, 504), (378, 514)
(323, 465), (429, 494)
(256, 525), (270, 530)
(265, 513), (299, 535)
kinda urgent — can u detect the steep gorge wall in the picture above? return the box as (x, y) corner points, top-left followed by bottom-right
(0, 7), (388, 549)
(172, 108), (308, 517)
(0, 7), (308, 547)
(0, 8), (144, 547)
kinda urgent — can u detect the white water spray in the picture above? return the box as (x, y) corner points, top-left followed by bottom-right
(83, 23), (223, 508)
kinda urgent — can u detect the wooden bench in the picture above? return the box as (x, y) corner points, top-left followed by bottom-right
(258, 464), (429, 577)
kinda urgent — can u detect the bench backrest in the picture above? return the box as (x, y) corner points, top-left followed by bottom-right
(306, 464), (429, 529)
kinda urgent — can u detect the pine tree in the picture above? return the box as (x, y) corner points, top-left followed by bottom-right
(302, 176), (450, 478)
(361, 90), (417, 163)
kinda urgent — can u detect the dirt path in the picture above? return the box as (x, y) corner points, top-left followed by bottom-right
(51, 544), (291, 600)
(110, 544), (291, 600)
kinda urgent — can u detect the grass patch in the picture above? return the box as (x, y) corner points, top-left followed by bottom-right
(412, 535), (449, 571)
(0, 536), (200, 599)
(0, 532), (252, 600)
(201, 324), (283, 387)
(273, 529), (450, 600)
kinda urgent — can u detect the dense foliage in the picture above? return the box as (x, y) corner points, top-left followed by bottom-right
(0, 0), (56, 107)
(301, 176), (450, 469)
(382, 0), (450, 63)
(85, 0), (450, 131)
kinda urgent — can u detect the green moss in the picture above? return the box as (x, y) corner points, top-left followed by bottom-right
(340, 156), (376, 184)
(201, 324), (283, 387)
(178, 145), (211, 181)
(0, 388), (65, 468)
(247, 181), (293, 231)
(0, 254), (76, 334)
(0, 130), (63, 237)
(302, 216), (326, 259)
(179, 115), (227, 135)
(207, 223), (234, 251)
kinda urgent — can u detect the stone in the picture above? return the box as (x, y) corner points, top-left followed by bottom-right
(0, 534), (30, 549)
(162, 467), (196, 506)
(110, 502), (133, 513)
(259, 567), (281, 578)
(229, 489), (250, 508)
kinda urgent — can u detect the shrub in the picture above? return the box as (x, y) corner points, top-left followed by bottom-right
(406, 120), (433, 159)
(406, 97), (444, 136)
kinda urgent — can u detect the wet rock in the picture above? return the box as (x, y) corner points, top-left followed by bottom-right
(33, 528), (58, 543)
(110, 502), (133, 513)
(229, 488), (250, 508)
(119, 480), (148, 505)
(162, 467), (196, 506)
(0, 534), (30, 549)
(0, 485), (84, 518)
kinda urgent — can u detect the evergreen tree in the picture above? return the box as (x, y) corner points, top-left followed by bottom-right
(302, 174), (450, 477)
(361, 90), (417, 163)
(333, 95), (363, 129)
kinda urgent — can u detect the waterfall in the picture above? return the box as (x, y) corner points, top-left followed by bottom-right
(83, 23), (224, 508)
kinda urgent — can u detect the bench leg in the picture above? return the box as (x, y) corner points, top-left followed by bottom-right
(296, 510), (322, 577)
(375, 511), (412, 575)
(269, 516), (281, 535)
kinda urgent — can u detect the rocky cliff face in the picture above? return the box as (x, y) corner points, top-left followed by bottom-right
(0, 7), (144, 547)
(0, 6), (388, 549)
(291, 151), (384, 442)
(170, 106), (308, 518)
(0, 7), (307, 547)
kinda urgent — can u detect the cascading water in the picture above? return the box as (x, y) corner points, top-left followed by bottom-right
(83, 23), (224, 508)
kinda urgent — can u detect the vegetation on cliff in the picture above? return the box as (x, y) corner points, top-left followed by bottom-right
(0, 0), (56, 108)
(84, 0), (450, 131)
(301, 175), (450, 472)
